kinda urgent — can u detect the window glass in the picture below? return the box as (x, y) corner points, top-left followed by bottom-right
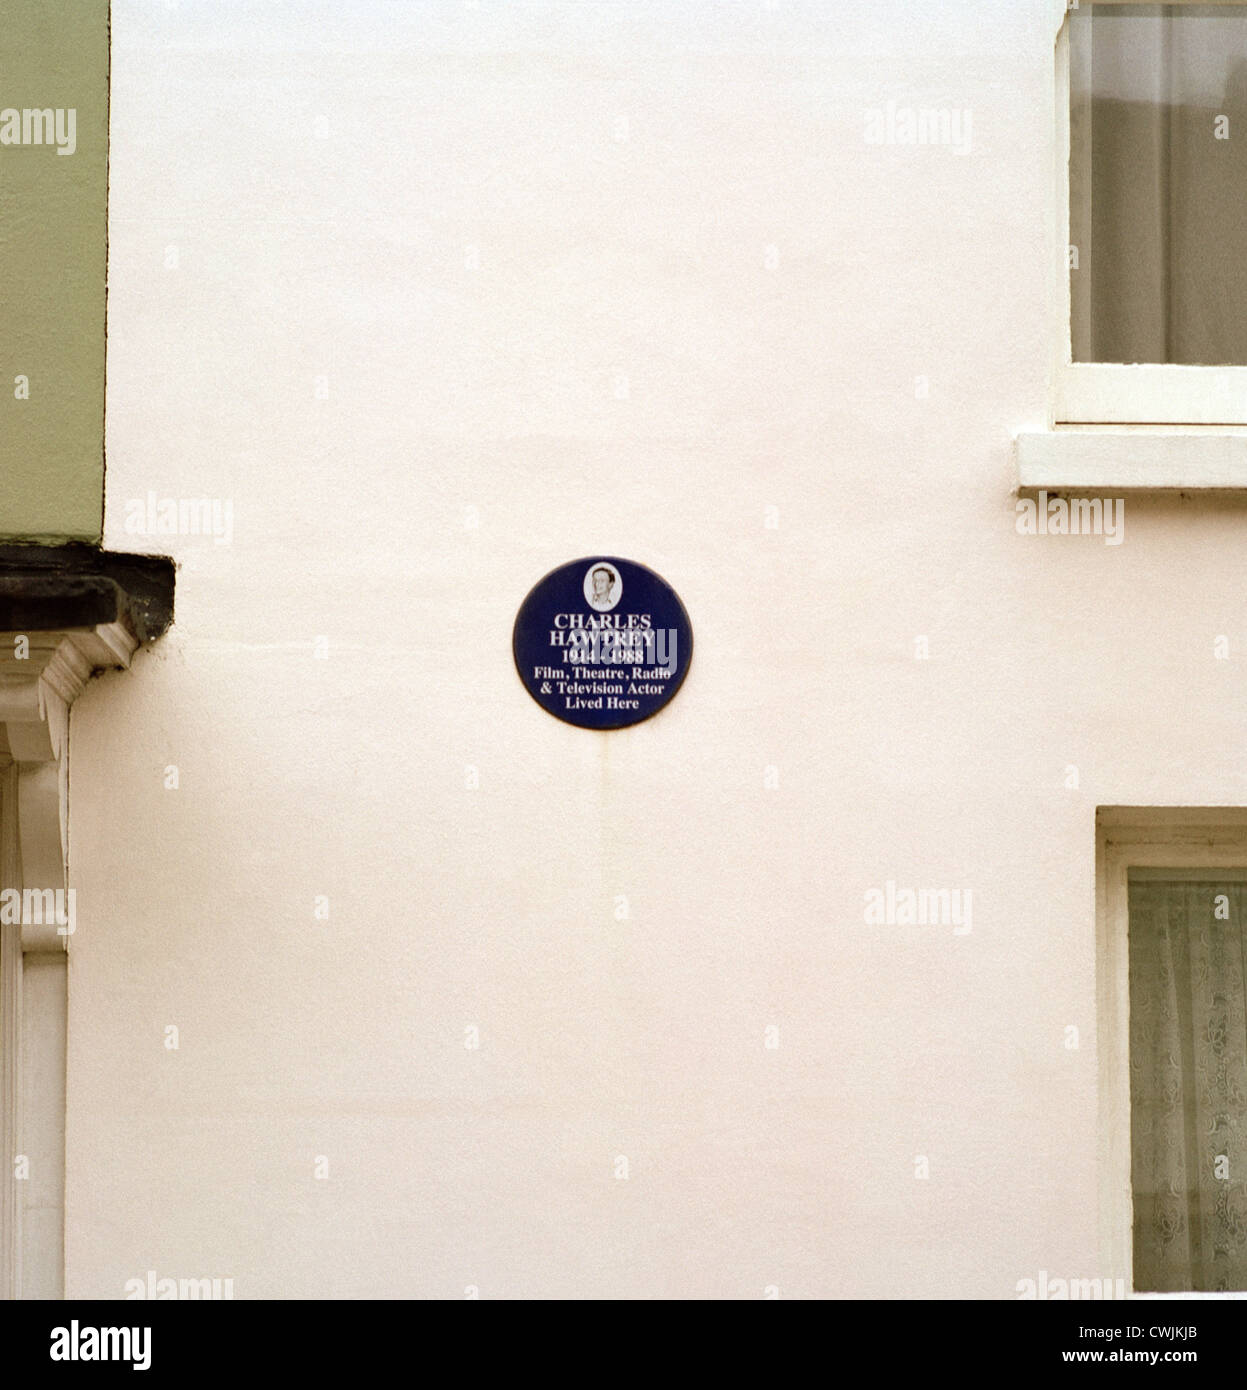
(1071, 5), (1247, 365)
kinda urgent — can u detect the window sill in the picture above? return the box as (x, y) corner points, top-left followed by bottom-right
(1016, 429), (1247, 491)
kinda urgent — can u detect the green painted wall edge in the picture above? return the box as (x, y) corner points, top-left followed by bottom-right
(0, 1), (108, 544)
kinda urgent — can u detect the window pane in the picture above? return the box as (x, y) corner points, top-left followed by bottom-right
(1127, 871), (1247, 1292)
(1071, 5), (1247, 365)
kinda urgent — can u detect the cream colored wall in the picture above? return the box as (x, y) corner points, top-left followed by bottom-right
(62, 0), (1240, 1297)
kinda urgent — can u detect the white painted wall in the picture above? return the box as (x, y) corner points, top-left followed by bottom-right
(62, 0), (1243, 1298)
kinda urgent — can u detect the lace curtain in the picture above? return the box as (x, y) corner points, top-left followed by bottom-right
(1128, 872), (1247, 1291)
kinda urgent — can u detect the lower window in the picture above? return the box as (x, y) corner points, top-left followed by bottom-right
(1127, 868), (1247, 1292)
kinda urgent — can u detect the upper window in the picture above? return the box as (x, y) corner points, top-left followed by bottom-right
(1058, 3), (1247, 422)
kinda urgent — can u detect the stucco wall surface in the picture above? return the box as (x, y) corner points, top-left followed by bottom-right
(62, 0), (1237, 1298)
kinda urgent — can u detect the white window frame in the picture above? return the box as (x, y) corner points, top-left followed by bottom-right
(0, 619), (147, 1301)
(1097, 808), (1247, 1296)
(1054, 0), (1247, 425)
(0, 760), (70, 1304)
(0, 782), (16, 1302)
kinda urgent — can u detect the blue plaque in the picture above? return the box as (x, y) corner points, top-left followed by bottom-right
(513, 557), (693, 729)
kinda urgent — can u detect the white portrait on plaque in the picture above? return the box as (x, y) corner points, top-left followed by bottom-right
(584, 562), (622, 613)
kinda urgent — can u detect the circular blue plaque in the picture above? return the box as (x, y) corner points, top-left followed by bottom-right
(513, 557), (693, 729)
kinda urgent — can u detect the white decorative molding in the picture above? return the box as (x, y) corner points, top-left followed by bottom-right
(0, 615), (141, 1301)
(0, 621), (139, 922)
(0, 766), (18, 1302)
(1017, 430), (1247, 492)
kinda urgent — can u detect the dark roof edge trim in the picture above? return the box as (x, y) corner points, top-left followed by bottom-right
(0, 544), (176, 643)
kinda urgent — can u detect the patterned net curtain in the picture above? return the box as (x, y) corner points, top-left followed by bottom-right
(1128, 871), (1247, 1291)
